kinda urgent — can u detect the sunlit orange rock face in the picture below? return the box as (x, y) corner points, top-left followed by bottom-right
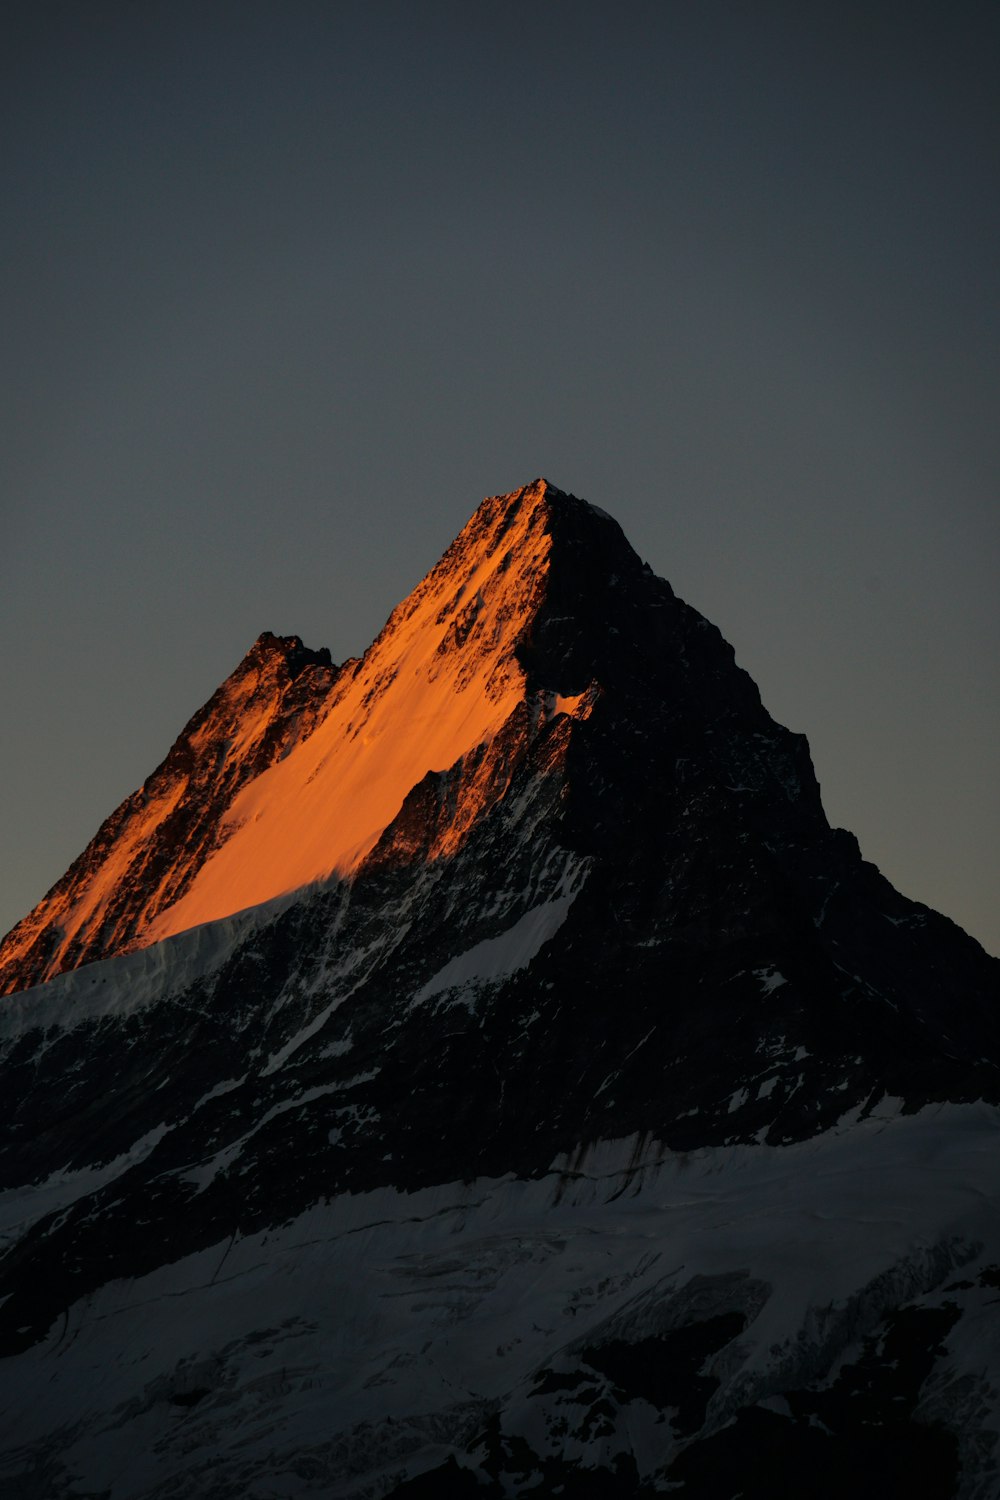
(0, 480), (602, 995)
(0, 633), (338, 996)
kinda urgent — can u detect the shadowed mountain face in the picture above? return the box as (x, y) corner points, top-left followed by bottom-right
(1, 481), (998, 1498)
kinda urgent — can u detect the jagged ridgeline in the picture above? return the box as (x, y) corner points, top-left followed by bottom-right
(1, 480), (998, 1498)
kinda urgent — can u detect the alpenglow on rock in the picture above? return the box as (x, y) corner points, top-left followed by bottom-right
(1, 480), (998, 1498)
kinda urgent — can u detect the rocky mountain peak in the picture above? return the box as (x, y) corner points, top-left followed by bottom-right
(1, 480), (656, 996)
(0, 480), (830, 997)
(246, 630), (335, 677)
(0, 483), (578, 996)
(0, 480), (965, 1013)
(1, 481), (998, 1496)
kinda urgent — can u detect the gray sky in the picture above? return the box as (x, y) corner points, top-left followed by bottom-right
(2, 1), (997, 955)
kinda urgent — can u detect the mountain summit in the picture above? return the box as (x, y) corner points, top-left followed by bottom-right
(2, 480), (626, 990)
(0, 476), (820, 993)
(1, 481), (998, 1497)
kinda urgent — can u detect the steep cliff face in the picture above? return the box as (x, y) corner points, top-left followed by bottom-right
(0, 480), (998, 1499)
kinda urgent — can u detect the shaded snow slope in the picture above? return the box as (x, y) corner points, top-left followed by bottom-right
(0, 884), (309, 1037)
(1, 1110), (998, 1498)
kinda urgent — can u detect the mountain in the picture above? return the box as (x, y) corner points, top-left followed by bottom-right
(1, 480), (998, 1499)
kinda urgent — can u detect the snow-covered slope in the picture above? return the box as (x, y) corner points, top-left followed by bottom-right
(1, 479), (998, 1497)
(3, 1112), (999, 1498)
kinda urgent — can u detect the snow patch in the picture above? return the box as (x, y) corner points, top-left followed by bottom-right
(414, 893), (577, 1005)
(0, 1124), (169, 1248)
(754, 966), (787, 995)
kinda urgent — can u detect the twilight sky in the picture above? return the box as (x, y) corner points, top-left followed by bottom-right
(2, 1), (997, 956)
